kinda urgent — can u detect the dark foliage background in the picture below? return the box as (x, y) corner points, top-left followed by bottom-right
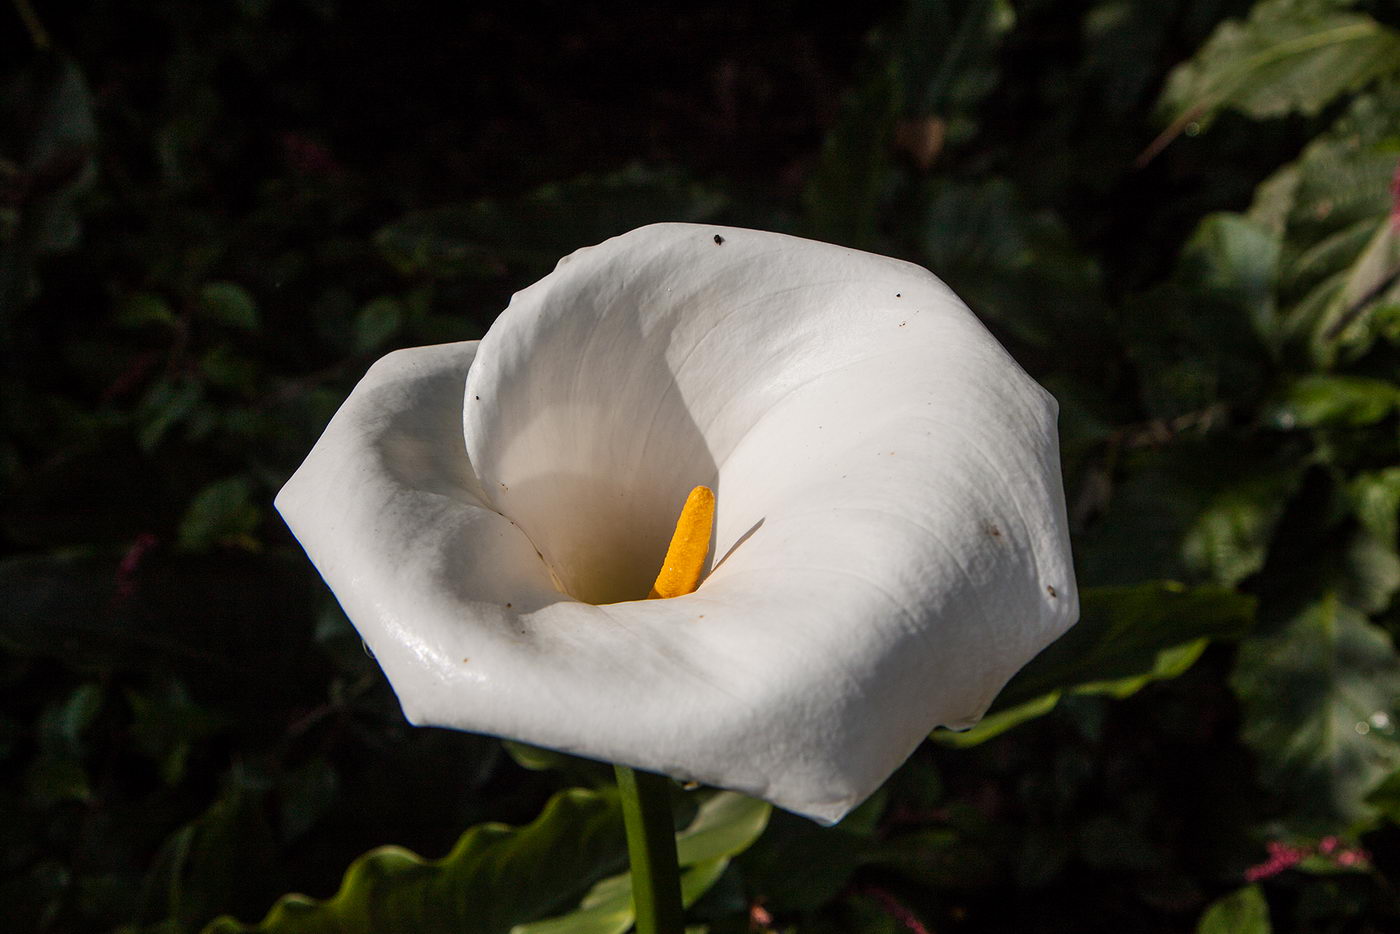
(3, 1), (1400, 931)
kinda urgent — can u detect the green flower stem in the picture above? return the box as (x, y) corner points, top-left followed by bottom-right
(614, 764), (685, 934)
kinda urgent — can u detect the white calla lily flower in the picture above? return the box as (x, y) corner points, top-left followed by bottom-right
(276, 223), (1077, 824)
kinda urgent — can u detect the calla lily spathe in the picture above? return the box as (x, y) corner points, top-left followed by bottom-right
(276, 223), (1077, 823)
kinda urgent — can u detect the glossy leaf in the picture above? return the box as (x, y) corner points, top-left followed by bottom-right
(1350, 467), (1400, 546)
(994, 582), (1254, 712)
(198, 283), (260, 332)
(1197, 884), (1271, 934)
(1160, 2), (1400, 127)
(1232, 594), (1400, 828)
(204, 788), (628, 934)
(516, 793), (770, 934)
(1268, 374), (1400, 428)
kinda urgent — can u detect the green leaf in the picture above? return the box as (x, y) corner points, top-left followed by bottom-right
(1364, 767), (1400, 824)
(1179, 213), (1282, 345)
(138, 379), (204, 451)
(37, 681), (103, 753)
(1182, 465), (1305, 588)
(1197, 884), (1271, 934)
(1350, 467), (1400, 545)
(1232, 594), (1400, 828)
(352, 297), (404, 354)
(996, 582), (1255, 711)
(117, 293), (178, 329)
(943, 631), (1215, 747)
(203, 787), (629, 934)
(1160, 2), (1400, 128)
(917, 178), (1108, 352)
(0, 54), (97, 312)
(142, 775), (279, 931)
(1245, 80), (1400, 359)
(933, 691), (1061, 748)
(127, 681), (227, 786)
(1310, 218), (1400, 354)
(515, 793), (770, 934)
(199, 282), (260, 331)
(501, 741), (615, 788)
(178, 476), (261, 551)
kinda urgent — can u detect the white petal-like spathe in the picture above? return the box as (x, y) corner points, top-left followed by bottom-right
(278, 224), (1077, 823)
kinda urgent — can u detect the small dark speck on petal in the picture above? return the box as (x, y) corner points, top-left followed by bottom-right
(1046, 585), (1057, 598)
(987, 524), (1001, 537)
(506, 602), (513, 608)
(713, 234), (725, 244)
(896, 293), (902, 298)
(698, 614), (705, 619)
(475, 395), (480, 400)
(899, 321), (907, 327)
(462, 657), (470, 663)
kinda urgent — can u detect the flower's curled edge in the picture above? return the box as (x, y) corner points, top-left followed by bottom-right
(276, 223), (1078, 824)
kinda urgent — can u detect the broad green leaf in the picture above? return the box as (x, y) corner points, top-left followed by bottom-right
(198, 282), (259, 331)
(515, 793), (770, 934)
(127, 681), (228, 787)
(142, 776), (279, 931)
(0, 53), (97, 315)
(1181, 462), (1304, 587)
(204, 787), (629, 934)
(1160, 2), (1400, 129)
(1197, 884), (1271, 934)
(178, 476), (261, 551)
(996, 582), (1255, 711)
(918, 178), (1107, 352)
(1073, 637), (1211, 699)
(117, 293), (177, 329)
(1245, 81), (1400, 358)
(138, 379), (204, 451)
(1232, 594), (1400, 828)
(1310, 218), (1400, 355)
(37, 682), (103, 753)
(1364, 767), (1400, 824)
(501, 741), (616, 789)
(1179, 213), (1281, 345)
(1350, 467), (1400, 545)
(352, 297), (404, 354)
(941, 636), (1213, 747)
(1336, 525), (1400, 617)
(1268, 374), (1400, 429)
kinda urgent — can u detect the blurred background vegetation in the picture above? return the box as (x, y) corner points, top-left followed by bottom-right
(3, 0), (1400, 931)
